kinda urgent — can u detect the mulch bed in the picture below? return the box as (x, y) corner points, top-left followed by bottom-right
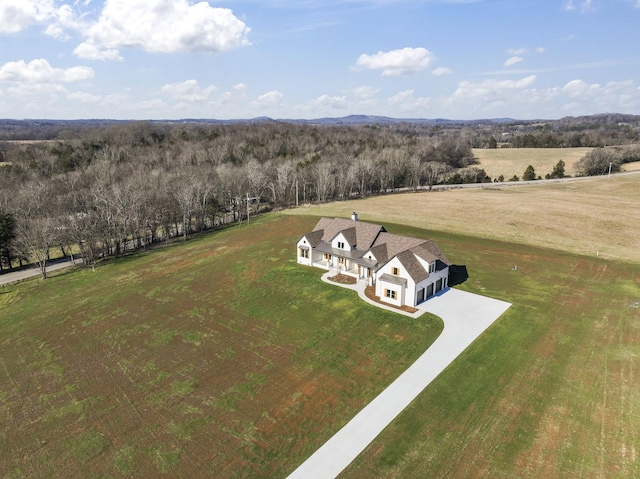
(364, 286), (418, 314)
(327, 274), (357, 285)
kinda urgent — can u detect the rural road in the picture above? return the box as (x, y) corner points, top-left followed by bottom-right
(0, 257), (79, 287)
(287, 278), (511, 479)
(409, 169), (640, 193)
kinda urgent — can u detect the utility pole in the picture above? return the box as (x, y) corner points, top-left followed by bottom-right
(245, 193), (260, 224)
(608, 162), (612, 177)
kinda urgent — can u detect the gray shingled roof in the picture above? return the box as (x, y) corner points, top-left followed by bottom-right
(338, 226), (357, 247)
(302, 229), (325, 247)
(396, 250), (429, 283)
(371, 232), (426, 260)
(368, 243), (388, 264)
(411, 240), (451, 267)
(304, 218), (450, 280)
(378, 273), (408, 286)
(312, 217), (384, 250)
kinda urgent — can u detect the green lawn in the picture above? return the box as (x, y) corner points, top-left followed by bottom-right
(341, 224), (640, 478)
(0, 215), (441, 478)
(1, 213), (638, 478)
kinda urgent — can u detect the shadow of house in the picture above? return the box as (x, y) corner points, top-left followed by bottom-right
(448, 264), (469, 286)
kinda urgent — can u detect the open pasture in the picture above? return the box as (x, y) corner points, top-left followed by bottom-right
(472, 147), (592, 179)
(622, 160), (640, 172)
(2, 189), (639, 477)
(288, 174), (640, 265)
(0, 216), (442, 478)
(340, 225), (640, 478)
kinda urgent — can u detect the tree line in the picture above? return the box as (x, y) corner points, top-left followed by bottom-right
(0, 122), (478, 276)
(0, 121), (638, 277)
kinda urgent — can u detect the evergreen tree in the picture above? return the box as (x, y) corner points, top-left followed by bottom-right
(523, 165), (537, 181)
(0, 210), (16, 271)
(549, 159), (566, 178)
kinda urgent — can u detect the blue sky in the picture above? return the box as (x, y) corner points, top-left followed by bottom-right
(0, 0), (639, 120)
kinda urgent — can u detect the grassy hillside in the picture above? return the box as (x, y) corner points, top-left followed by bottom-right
(286, 174), (640, 265)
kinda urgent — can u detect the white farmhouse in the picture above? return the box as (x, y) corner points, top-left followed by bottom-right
(297, 213), (451, 308)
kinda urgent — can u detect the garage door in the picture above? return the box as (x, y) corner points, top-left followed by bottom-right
(435, 278), (443, 293)
(417, 288), (425, 304)
(426, 284), (434, 298)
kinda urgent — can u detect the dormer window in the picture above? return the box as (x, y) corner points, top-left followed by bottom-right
(337, 241), (345, 249)
(392, 267), (400, 276)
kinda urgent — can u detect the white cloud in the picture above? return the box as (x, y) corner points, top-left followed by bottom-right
(131, 98), (166, 111)
(432, 66), (452, 76)
(68, 91), (101, 103)
(353, 85), (380, 98)
(504, 56), (524, 67)
(308, 94), (348, 109)
(508, 48), (527, 55)
(439, 76), (640, 119)
(389, 89), (415, 104)
(356, 47), (435, 76)
(0, 0), (85, 39)
(0, 59), (94, 83)
(388, 89), (430, 112)
(253, 90), (283, 108)
(233, 83), (247, 90)
(161, 79), (217, 102)
(73, 42), (123, 61)
(76, 0), (250, 60)
(453, 75), (537, 100)
(564, 0), (594, 12)
(0, 0), (54, 33)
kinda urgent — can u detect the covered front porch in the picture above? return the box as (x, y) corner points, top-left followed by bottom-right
(312, 248), (376, 283)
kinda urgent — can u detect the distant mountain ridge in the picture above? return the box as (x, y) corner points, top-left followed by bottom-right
(0, 114), (638, 141)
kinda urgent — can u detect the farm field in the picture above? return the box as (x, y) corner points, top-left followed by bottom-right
(622, 160), (640, 171)
(287, 174), (640, 265)
(0, 216), (442, 478)
(472, 147), (592, 179)
(2, 181), (639, 478)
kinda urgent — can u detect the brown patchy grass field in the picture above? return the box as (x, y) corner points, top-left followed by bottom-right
(622, 160), (640, 172)
(2, 173), (639, 478)
(0, 216), (444, 478)
(286, 174), (640, 265)
(472, 147), (592, 179)
(342, 238), (639, 479)
(284, 175), (639, 478)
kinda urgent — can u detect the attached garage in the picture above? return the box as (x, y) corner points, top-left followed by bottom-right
(426, 283), (434, 298)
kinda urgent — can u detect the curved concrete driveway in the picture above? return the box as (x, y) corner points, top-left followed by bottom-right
(287, 274), (511, 479)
